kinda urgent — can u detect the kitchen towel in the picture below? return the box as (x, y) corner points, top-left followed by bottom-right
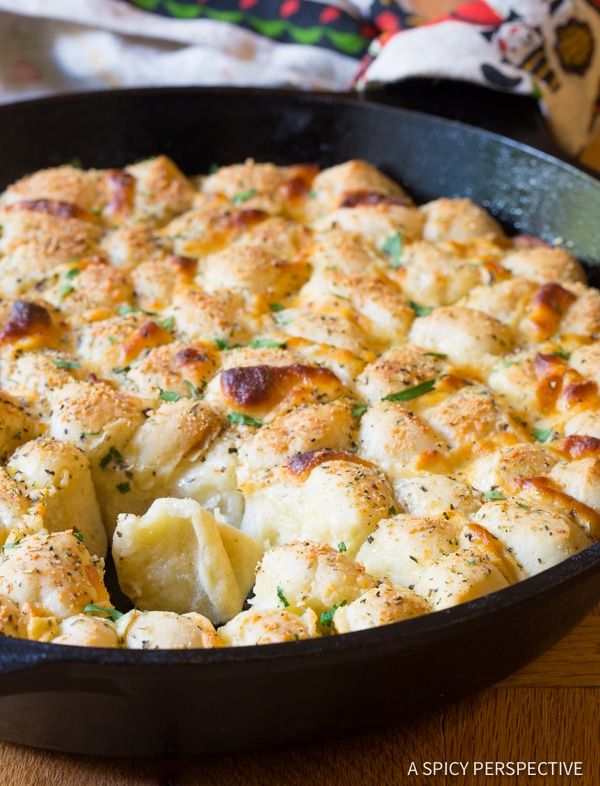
(0, 0), (599, 154)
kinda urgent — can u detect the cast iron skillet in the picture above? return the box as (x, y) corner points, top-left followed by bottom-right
(0, 88), (599, 757)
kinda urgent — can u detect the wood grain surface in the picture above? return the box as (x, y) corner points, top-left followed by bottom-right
(0, 605), (598, 786)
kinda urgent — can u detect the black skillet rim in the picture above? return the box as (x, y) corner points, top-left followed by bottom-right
(2, 85), (599, 197)
(0, 86), (599, 668)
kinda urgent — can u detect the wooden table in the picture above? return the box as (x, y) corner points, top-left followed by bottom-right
(0, 604), (598, 786)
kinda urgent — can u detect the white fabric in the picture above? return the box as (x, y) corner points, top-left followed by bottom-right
(0, 0), (599, 154)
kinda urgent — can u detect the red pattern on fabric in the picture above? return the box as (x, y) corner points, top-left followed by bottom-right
(375, 11), (401, 34)
(426, 1), (503, 28)
(239, 0), (259, 8)
(279, 0), (300, 18)
(319, 7), (341, 24)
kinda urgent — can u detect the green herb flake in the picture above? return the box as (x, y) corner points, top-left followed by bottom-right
(232, 188), (257, 205)
(116, 481), (131, 495)
(337, 541), (347, 553)
(552, 348), (571, 360)
(72, 528), (85, 544)
(532, 427), (553, 443)
(484, 489), (505, 501)
(250, 338), (287, 349)
(118, 304), (136, 316)
(99, 446), (123, 470)
(54, 359), (81, 370)
(269, 303), (284, 313)
(183, 380), (204, 400)
(352, 404), (367, 419)
(227, 412), (262, 427)
(276, 585), (289, 608)
(307, 191), (318, 200)
(214, 338), (229, 350)
(409, 301), (433, 317)
(159, 389), (181, 403)
(208, 163), (219, 175)
(83, 604), (123, 621)
(81, 430), (103, 438)
(65, 267), (81, 281)
(383, 379), (436, 403)
(319, 600), (347, 628)
(112, 366), (130, 375)
(2, 537), (22, 550)
(161, 316), (175, 331)
(517, 502), (529, 510)
(382, 232), (404, 268)
(59, 284), (74, 299)
(388, 505), (398, 516)
(501, 358), (522, 368)
(69, 157), (83, 169)
(424, 352), (447, 359)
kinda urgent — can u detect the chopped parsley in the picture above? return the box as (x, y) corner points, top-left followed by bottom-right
(484, 489), (505, 501)
(208, 163), (219, 175)
(383, 379), (436, 402)
(99, 446), (123, 470)
(117, 305), (159, 317)
(214, 337), (243, 351)
(409, 301), (433, 317)
(112, 366), (130, 374)
(116, 481), (131, 494)
(183, 380), (204, 400)
(2, 537), (22, 550)
(552, 348), (571, 360)
(424, 351), (447, 359)
(59, 284), (74, 299)
(388, 505), (398, 516)
(159, 389), (181, 403)
(72, 528), (85, 543)
(352, 404), (367, 419)
(532, 427), (553, 443)
(276, 586), (289, 608)
(227, 412), (262, 427)
(307, 191), (318, 200)
(65, 267), (81, 280)
(269, 303), (284, 313)
(250, 338), (287, 349)
(232, 188), (257, 204)
(160, 316), (175, 331)
(83, 604), (123, 621)
(382, 232), (404, 268)
(517, 502), (529, 510)
(337, 541), (347, 553)
(54, 359), (81, 369)
(319, 600), (347, 628)
(69, 157), (83, 169)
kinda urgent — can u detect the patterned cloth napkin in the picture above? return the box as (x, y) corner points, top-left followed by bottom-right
(1, 0), (599, 155)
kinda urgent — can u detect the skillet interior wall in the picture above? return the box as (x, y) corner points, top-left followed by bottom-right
(0, 88), (598, 271)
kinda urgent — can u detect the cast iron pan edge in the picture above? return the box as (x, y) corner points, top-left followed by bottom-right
(0, 88), (598, 755)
